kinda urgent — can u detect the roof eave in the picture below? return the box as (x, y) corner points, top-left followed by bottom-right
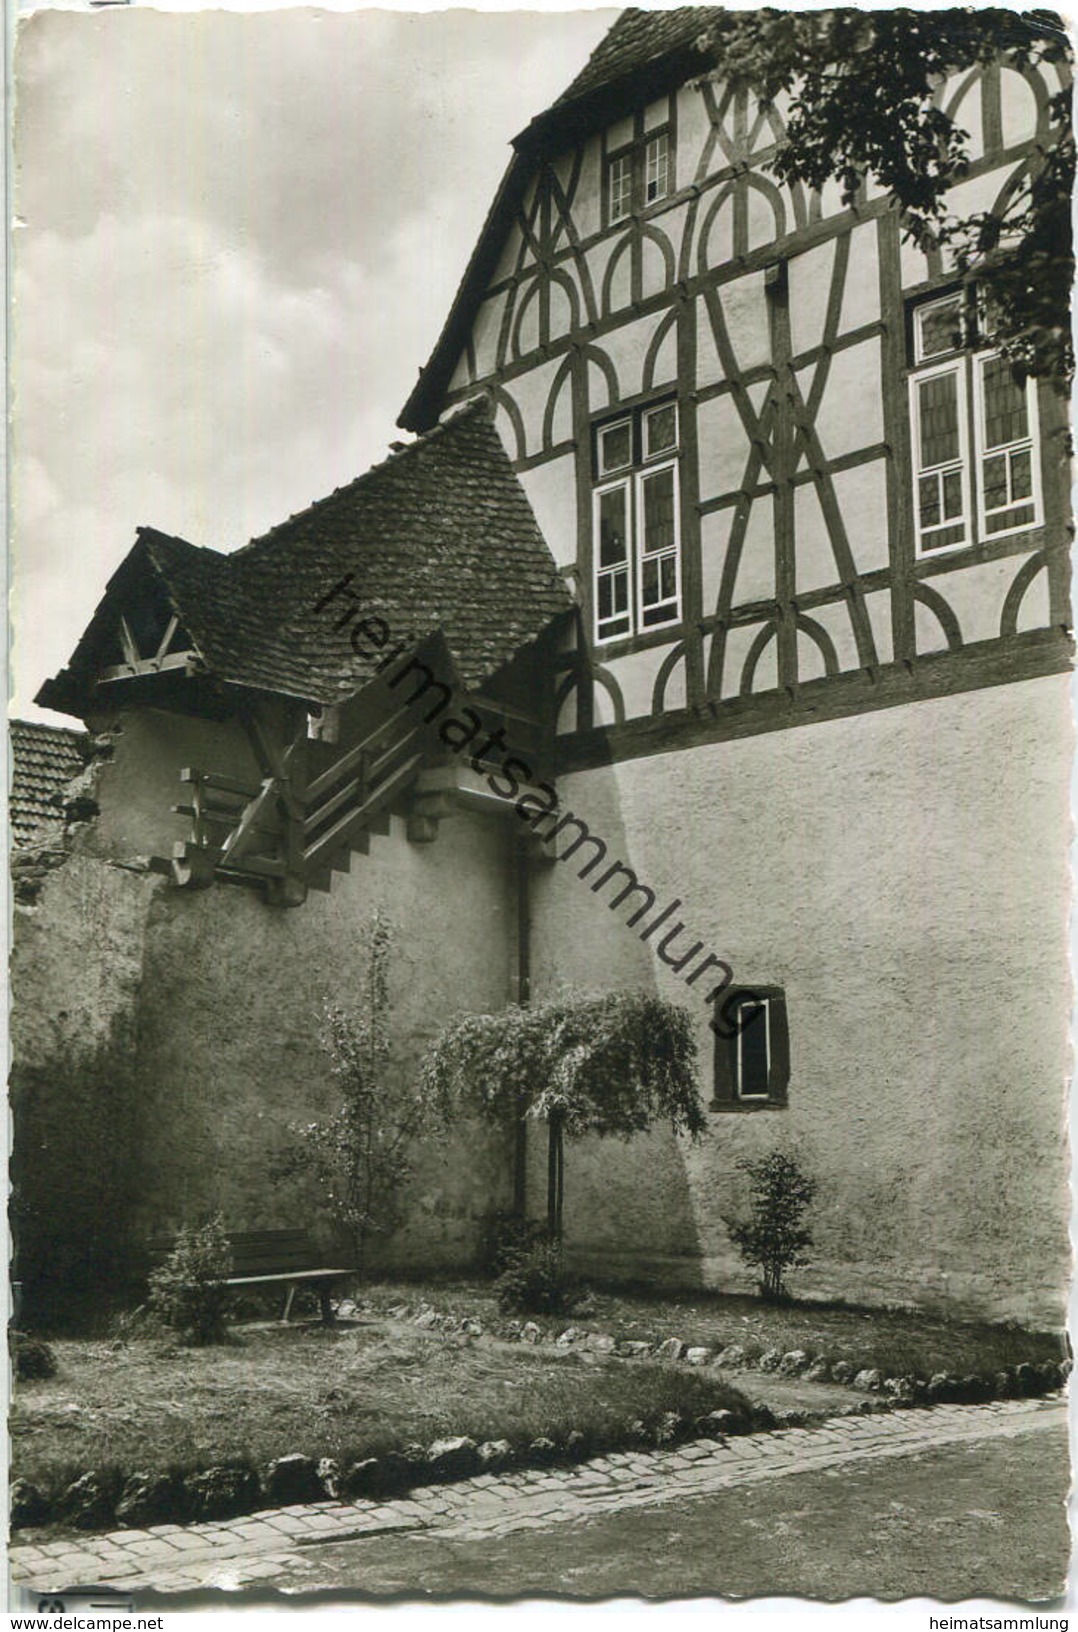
(397, 41), (714, 434)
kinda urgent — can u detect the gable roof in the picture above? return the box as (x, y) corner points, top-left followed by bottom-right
(399, 7), (721, 433)
(552, 7), (721, 108)
(9, 720), (89, 847)
(38, 397), (572, 719)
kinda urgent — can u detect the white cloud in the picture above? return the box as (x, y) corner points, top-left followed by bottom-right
(11, 8), (616, 719)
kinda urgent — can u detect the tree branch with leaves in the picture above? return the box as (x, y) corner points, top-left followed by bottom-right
(420, 990), (706, 1240)
(695, 7), (1073, 384)
(273, 912), (432, 1275)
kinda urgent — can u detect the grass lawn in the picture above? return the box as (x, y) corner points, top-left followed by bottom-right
(14, 1279), (1065, 1517)
(357, 1277), (1068, 1380)
(11, 1318), (755, 1502)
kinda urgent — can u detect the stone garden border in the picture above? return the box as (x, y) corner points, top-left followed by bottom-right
(11, 1298), (1068, 1538)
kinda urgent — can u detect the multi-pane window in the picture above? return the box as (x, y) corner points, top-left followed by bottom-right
(909, 292), (1041, 556)
(605, 125), (673, 224)
(593, 401), (680, 644)
(609, 153), (633, 224)
(644, 131), (669, 204)
(976, 354), (1037, 536)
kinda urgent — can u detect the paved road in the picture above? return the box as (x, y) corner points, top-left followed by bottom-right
(12, 1397), (1067, 1603)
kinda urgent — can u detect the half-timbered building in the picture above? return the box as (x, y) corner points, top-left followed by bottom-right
(12, 9), (1071, 1324)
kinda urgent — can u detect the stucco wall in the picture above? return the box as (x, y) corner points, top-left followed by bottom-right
(12, 706), (520, 1311)
(526, 675), (1071, 1324)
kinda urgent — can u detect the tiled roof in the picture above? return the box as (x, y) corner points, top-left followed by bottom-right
(228, 395), (572, 699)
(554, 7), (722, 106)
(39, 397), (573, 717)
(9, 720), (89, 846)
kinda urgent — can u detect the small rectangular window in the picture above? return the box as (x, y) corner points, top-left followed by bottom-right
(637, 464), (679, 628)
(595, 481), (633, 642)
(644, 402), (677, 459)
(915, 294), (965, 362)
(609, 153), (633, 223)
(710, 986), (790, 1111)
(975, 354), (1039, 538)
(911, 362), (969, 553)
(736, 999), (770, 1098)
(605, 122), (674, 226)
(598, 418), (633, 475)
(644, 131), (670, 204)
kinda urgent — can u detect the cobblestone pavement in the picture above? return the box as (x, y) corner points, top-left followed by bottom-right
(10, 1396), (1063, 1596)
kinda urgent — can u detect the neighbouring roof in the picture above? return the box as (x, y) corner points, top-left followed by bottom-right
(38, 397), (572, 719)
(9, 720), (89, 846)
(399, 8), (721, 433)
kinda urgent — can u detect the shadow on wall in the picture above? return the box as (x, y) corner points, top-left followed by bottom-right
(10, 1017), (142, 1329)
(526, 739), (707, 1286)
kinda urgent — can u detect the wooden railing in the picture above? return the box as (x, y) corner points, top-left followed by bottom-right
(153, 682), (547, 903)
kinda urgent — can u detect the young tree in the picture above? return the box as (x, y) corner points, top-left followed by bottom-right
(695, 8), (1073, 384)
(420, 990), (705, 1239)
(723, 1150), (817, 1302)
(274, 913), (430, 1274)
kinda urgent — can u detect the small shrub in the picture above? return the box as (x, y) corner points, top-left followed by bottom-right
(724, 1149), (816, 1302)
(148, 1217), (233, 1344)
(479, 1212), (549, 1277)
(494, 1231), (578, 1315)
(9, 1329), (56, 1381)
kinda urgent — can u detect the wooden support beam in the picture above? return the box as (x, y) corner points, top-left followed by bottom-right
(118, 615), (141, 669)
(99, 650), (198, 684)
(220, 776), (281, 866)
(154, 614), (180, 663)
(265, 874), (308, 908)
(241, 710), (306, 825)
(180, 766), (261, 800)
(171, 839), (286, 880)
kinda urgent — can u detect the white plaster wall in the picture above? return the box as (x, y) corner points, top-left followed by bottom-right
(14, 705), (520, 1279)
(527, 676), (1071, 1324)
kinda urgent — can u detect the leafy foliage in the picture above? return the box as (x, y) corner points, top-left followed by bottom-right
(9, 1329), (57, 1381)
(724, 1149), (817, 1302)
(422, 989), (704, 1238)
(696, 8), (1073, 382)
(274, 913), (431, 1273)
(422, 990), (704, 1140)
(493, 1230), (579, 1315)
(147, 1217), (233, 1344)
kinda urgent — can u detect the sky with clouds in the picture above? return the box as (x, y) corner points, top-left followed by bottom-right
(11, 5), (615, 722)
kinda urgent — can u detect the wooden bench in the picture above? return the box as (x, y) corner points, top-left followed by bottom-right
(147, 1229), (353, 1325)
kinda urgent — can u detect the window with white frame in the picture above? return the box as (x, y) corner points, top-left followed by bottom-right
(593, 401), (681, 643)
(644, 131), (670, 205)
(606, 126), (673, 224)
(609, 152), (633, 224)
(909, 291), (1041, 556)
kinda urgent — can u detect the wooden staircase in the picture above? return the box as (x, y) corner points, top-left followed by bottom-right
(153, 690), (427, 905)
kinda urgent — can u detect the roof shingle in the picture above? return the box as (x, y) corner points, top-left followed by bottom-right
(554, 7), (722, 107)
(9, 720), (89, 847)
(39, 397), (573, 718)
